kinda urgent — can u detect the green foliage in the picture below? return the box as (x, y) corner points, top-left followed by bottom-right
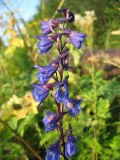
(0, 46), (33, 104)
(0, 122), (25, 160)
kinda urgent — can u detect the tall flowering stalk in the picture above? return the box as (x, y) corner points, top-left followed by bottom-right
(32, 9), (86, 160)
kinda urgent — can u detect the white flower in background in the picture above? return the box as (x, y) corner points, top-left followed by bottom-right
(74, 10), (96, 48)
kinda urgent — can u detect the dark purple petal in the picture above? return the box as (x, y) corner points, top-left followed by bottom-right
(46, 141), (60, 160)
(43, 111), (59, 132)
(56, 18), (69, 23)
(64, 98), (82, 116)
(57, 8), (75, 22)
(65, 135), (77, 158)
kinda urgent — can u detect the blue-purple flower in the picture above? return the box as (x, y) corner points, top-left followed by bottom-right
(41, 20), (58, 35)
(65, 135), (77, 158)
(32, 84), (50, 105)
(43, 111), (59, 132)
(41, 19), (69, 35)
(34, 61), (59, 84)
(64, 98), (82, 116)
(46, 141), (60, 160)
(69, 31), (86, 49)
(36, 35), (53, 54)
(54, 77), (69, 103)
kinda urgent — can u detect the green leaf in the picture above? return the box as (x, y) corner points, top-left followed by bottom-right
(97, 98), (110, 119)
(17, 113), (39, 136)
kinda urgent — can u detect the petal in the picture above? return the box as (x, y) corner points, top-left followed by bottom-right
(64, 98), (82, 116)
(46, 142), (60, 160)
(36, 63), (58, 83)
(41, 21), (52, 35)
(37, 36), (54, 54)
(69, 32), (86, 49)
(32, 84), (49, 104)
(65, 135), (77, 158)
(54, 77), (69, 103)
(43, 111), (58, 132)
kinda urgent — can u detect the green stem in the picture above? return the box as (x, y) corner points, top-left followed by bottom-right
(91, 63), (98, 160)
(89, 45), (98, 160)
(51, 0), (65, 19)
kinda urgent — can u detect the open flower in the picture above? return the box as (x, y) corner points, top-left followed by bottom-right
(34, 61), (59, 84)
(69, 31), (86, 49)
(64, 98), (82, 116)
(32, 83), (50, 105)
(36, 35), (53, 54)
(43, 111), (59, 132)
(54, 77), (69, 103)
(41, 19), (69, 35)
(65, 134), (77, 158)
(46, 141), (60, 160)
(41, 20), (58, 35)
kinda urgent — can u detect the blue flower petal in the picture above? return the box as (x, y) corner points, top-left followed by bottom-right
(37, 36), (53, 54)
(54, 77), (69, 103)
(35, 61), (59, 84)
(46, 141), (60, 160)
(32, 84), (49, 105)
(64, 98), (82, 116)
(43, 111), (58, 132)
(65, 135), (77, 158)
(41, 20), (58, 35)
(69, 32), (86, 49)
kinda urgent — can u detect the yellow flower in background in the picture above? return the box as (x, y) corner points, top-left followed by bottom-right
(0, 92), (38, 121)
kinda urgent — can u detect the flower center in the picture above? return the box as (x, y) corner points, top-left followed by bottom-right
(60, 86), (65, 93)
(67, 102), (73, 108)
(48, 115), (54, 121)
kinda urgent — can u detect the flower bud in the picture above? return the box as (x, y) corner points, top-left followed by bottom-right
(65, 134), (77, 158)
(46, 141), (60, 160)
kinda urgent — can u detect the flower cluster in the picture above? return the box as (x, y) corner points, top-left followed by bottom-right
(32, 8), (86, 160)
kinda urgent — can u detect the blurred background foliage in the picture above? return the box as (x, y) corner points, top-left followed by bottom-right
(0, 0), (120, 160)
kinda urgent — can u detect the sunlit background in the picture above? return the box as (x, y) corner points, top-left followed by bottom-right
(0, 0), (120, 160)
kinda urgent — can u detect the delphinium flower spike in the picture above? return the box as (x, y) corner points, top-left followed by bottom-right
(32, 8), (86, 160)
